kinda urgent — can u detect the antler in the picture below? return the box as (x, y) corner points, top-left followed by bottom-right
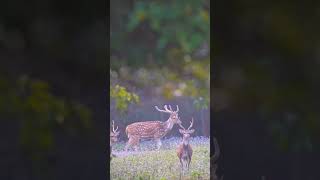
(155, 104), (179, 113)
(155, 105), (172, 113)
(178, 118), (186, 130)
(164, 105), (171, 112)
(168, 105), (179, 112)
(179, 118), (194, 133)
(187, 118), (194, 130)
(112, 120), (118, 133)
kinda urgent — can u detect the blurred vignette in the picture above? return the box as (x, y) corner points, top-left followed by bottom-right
(213, 0), (319, 179)
(0, 0), (106, 179)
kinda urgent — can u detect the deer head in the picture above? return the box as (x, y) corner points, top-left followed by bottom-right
(178, 118), (195, 145)
(110, 120), (120, 145)
(155, 105), (182, 125)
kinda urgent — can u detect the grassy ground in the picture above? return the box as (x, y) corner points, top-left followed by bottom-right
(110, 137), (210, 180)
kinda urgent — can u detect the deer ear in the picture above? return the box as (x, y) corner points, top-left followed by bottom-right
(179, 129), (184, 134)
(189, 129), (195, 134)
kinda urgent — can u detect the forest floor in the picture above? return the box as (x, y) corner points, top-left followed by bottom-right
(110, 137), (210, 180)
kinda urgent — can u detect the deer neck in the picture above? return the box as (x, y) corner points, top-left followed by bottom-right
(182, 137), (189, 146)
(163, 118), (174, 132)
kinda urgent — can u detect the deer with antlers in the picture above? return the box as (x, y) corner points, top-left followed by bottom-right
(110, 120), (120, 158)
(177, 118), (195, 174)
(125, 105), (182, 151)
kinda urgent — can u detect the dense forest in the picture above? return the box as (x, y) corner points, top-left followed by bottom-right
(110, 0), (210, 140)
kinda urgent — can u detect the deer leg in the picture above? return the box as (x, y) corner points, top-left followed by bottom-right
(185, 159), (188, 171)
(156, 139), (162, 150)
(179, 160), (184, 179)
(180, 159), (184, 175)
(125, 137), (135, 151)
(126, 136), (139, 152)
(133, 137), (140, 151)
(132, 141), (138, 151)
(124, 143), (130, 152)
(187, 157), (191, 171)
(182, 160), (187, 175)
(183, 160), (186, 173)
(184, 159), (188, 172)
(134, 145), (139, 151)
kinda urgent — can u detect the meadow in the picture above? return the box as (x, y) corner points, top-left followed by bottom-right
(110, 137), (210, 180)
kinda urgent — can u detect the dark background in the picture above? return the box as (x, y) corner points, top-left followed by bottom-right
(213, 0), (319, 179)
(0, 0), (107, 179)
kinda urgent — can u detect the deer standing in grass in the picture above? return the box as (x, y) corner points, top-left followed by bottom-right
(177, 118), (195, 174)
(125, 105), (182, 151)
(110, 120), (120, 158)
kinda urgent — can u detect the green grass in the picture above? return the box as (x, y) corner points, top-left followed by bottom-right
(110, 144), (210, 180)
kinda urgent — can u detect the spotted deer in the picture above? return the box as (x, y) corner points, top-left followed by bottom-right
(110, 120), (119, 158)
(177, 118), (195, 174)
(125, 105), (182, 151)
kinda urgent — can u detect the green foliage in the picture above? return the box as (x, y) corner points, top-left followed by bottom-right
(191, 171), (202, 179)
(136, 172), (152, 180)
(193, 97), (209, 110)
(0, 74), (92, 176)
(127, 0), (209, 55)
(110, 84), (140, 113)
(18, 76), (92, 148)
(110, 0), (210, 106)
(111, 0), (209, 65)
(110, 61), (209, 105)
(72, 103), (92, 129)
